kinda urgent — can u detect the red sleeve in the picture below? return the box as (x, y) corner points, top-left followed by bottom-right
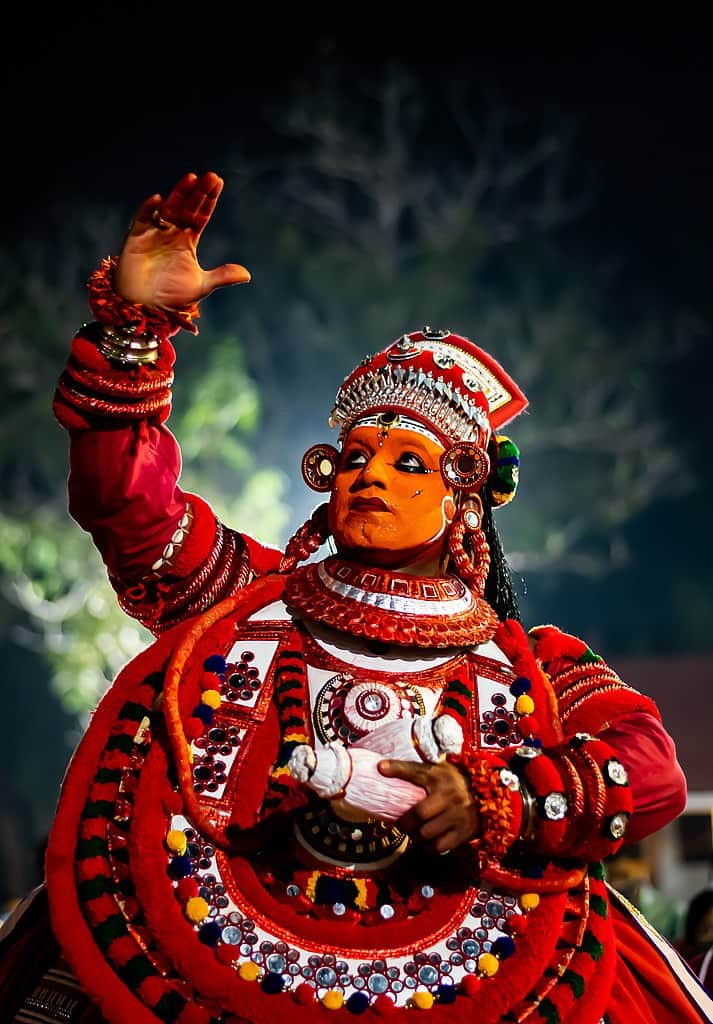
(54, 266), (284, 633)
(64, 420), (283, 635)
(67, 421), (190, 582)
(598, 711), (687, 842)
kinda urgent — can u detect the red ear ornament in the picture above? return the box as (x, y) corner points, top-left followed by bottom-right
(301, 443), (339, 492)
(440, 442), (490, 492)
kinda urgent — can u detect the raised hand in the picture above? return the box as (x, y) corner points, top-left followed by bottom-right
(115, 171), (250, 310)
(378, 758), (479, 854)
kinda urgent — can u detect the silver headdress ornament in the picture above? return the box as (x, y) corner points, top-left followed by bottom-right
(328, 327), (528, 447)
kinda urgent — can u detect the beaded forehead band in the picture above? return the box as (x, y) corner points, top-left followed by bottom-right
(329, 326), (528, 447)
(350, 412), (444, 448)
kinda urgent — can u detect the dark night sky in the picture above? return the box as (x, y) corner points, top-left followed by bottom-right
(2, 7), (712, 652)
(3, 8), (710, 307)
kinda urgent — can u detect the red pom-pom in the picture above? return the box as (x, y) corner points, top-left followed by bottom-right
(373, 993), (398, 1016)
(175, 877), (199, 902)
(294, 982), (316, 1005)
(138, 975), (169, 1005)
(460, 974), (483, 997)
(507, 913), (529, 934)
(215, 943), (239, 965)
(184, 717), (205, 740)
(517, 715), (539, 738)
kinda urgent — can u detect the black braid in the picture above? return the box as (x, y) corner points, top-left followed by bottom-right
(481, 499), (521, 622)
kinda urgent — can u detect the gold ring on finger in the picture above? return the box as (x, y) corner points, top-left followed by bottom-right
(151, 209), (170, 230)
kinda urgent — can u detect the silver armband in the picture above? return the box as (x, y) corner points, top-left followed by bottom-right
(96, 324), (160, 365)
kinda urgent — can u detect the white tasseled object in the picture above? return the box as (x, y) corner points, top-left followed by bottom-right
(287, 741), (426, 820)
(287, 741), (350, 798)
(431, 714), (464, 755)
(352, 714), (464, 763)
(342, 747), (426, 821)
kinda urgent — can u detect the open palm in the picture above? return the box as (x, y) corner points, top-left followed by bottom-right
(115, 171), (250, 309)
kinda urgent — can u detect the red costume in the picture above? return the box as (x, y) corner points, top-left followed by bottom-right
(1, 257), (711, 1024)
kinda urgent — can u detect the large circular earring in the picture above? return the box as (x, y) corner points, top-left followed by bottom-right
(447, 495), (490, 596)
(440, 442), (490, 492)
(301, 444), (339, 492)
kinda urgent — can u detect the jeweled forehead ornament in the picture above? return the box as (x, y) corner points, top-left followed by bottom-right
(328, 326), (528, 449)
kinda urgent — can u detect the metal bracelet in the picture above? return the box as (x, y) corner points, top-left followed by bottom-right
(518, 778), (537, 841)
(96, 324), (160, 365)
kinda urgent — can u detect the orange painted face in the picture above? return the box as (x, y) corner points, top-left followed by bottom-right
(328, 425), (456, 570)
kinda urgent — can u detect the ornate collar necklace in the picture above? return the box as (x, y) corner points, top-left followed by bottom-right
(283, 555), (499, 648)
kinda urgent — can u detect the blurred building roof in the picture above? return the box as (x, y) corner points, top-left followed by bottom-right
(611, 655), (712, 797)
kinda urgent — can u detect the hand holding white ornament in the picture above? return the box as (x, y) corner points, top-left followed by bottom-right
(287, 714), (464, 822)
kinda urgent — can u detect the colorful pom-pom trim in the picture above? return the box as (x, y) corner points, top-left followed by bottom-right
(322, 990), (344, 1010)
(238, 961), (261, 982)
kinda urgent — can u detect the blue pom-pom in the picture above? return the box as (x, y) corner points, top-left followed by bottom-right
(192, 703), (214, 725)
(510, 676), (532, 697)
(167, 854), (193, 880)
(198, 922), (221, 946)
(436, 984), (457, 1004)
(261, 972), (285, 994)
(523, 738), (543, 748)
(523, 862), (544, 878)
(491, 935), (516, 959)
(203, 654), (227, 674)
(346, 992), (370, 1014)
(314, 874), (350, 905)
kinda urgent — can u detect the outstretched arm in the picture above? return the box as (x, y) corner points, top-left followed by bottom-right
(54, 173), (281, 634)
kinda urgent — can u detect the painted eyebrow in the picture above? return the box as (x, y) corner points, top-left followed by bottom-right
(342, 439), (375, 456)
(397, 440), (433, 456)
(396, 439), (443, 461)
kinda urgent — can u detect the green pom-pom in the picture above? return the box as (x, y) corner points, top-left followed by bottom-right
(489, 435), (521, 507)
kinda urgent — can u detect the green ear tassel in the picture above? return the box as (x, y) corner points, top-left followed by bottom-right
(489, 435), (520, 507)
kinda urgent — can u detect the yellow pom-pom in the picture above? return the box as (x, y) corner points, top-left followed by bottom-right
(165, 829), (187, 855)
(412, 989), (435, 1009)
(321, 990), (344, 1010)
(519, 892), (540, 912)
(201, 689), (222, 710)
(186, 743), (194, 764)
(238, 961), (261, 982)
(477, 952), (500, 977)
(515, 694), (535, 715)
(185, 896), (209, 923)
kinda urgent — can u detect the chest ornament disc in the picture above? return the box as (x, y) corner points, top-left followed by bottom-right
(314, 672), (425, 744)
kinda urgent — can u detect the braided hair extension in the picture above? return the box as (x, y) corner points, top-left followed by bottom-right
(481, 497), (521, 623)
(278, 502), (330, 573)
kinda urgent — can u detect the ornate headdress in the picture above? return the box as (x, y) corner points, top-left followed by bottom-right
(302, 326), (527, 503)
(330, 325), (527, 445)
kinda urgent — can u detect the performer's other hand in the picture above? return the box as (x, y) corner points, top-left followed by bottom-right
(378, 758), (479, 854)
(115, 171), (250, 310)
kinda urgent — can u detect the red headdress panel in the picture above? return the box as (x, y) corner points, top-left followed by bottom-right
(329, 326), (528, 448)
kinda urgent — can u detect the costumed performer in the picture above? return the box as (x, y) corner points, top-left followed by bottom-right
(1, 171), (711, 1024)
